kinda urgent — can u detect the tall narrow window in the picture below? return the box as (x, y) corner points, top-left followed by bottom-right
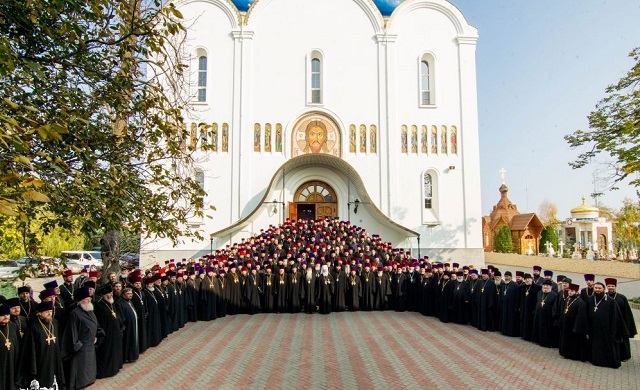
(423, 173), (433, 209)
(197, 56), (207, 102)
(419, 53), (435, 106)
(420, 61), (430, 105)
(311, 58), (321, 103)
(195, 170), (205, 208)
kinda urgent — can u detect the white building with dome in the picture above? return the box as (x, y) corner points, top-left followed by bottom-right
(141, 0), (484, 267)
(561, 197), (613, 258)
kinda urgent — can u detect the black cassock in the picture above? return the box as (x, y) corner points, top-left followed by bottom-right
(316, 274), (334, 314)
(393, 272), (408, 312)
(225, 273), (242, 315)
(452, 280), (470, 324)
(131, 288), (148, 354)
(422, 276), (438, 317)
(199, 276), (218, 321)
(154, 287), (170, 338)
(585, 294), (629, 368)
(438, 279), (455, 323)
(558, 296), (588, 361)
(244, 274), (262, 315)
(519, 283), (540, 341)
(475, 278), (497, 331)
(332, 270), (348, 312)
(215, 277), (227, 318)
(185, 278), (200, 321)
(346, 273), (362, 311)
(373, 273), (391, 311)
(19, 318), (65, 388)
(273, 273), (287, 313)
(143, 288), (162, 348)
(609, 293), (637, 362)
(1, 322), (21, 390)
(531, 290), (558, 347)
(301, 272), (317, 313)
(406, 271), (420, 311)
(115, 297), (139, 363)
(10, 315), (28, 348)
(286, 272), (303, 313)
(94, 299), (123, 379)
(61, 307), (100, 390)
(499, 281), (520, 337)
(360, 271), (375, 311)
(261, 273), (276, 313)
(467, 278), (480, 325)
(166, 283), (180, 331)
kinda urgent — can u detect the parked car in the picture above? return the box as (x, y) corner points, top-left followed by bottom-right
(60, 251), (103, 268)
(0, 260), (20, 281)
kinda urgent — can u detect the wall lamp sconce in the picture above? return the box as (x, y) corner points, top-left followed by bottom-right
(448, 166), (456, 170)
(353, 199), (360, 214)
(266, 199), (284, 214)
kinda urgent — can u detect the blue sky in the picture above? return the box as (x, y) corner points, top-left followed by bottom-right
(452, 1), (640, 218)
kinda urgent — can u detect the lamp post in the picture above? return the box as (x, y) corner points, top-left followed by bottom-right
(209, 234), (214, 255)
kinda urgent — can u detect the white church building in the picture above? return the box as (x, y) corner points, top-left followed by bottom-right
(141, 0), (484, 267)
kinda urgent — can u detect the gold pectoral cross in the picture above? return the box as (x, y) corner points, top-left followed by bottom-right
(594, 307), (598, 312)
(112, 312), (117, 318)
(5, 339), (11, 350)
(541, 302), (545, 307)
(46, 336), (56, 345)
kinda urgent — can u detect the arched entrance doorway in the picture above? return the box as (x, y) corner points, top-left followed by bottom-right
(289, 181), (338, 220)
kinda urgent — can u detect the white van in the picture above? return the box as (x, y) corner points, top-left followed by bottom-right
(60, 251), (103, 268)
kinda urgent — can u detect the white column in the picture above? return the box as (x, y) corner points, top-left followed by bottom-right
(375, 32), (397, 216)
(230, 28), (254, 222)
(457, 35), (482, 249)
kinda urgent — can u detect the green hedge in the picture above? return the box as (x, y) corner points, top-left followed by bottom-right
(0, 282), (17, 298)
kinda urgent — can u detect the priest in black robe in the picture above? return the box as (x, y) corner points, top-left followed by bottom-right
(451, 271), (471, 324)
(6, 298), (27, 347)
(142, 277), (162, 348)
(605, 278), (636, 362)
(130, 276), (148, 354)
(519, 274), (540, 341)
(346, 268), (362, 311)
(17, 286), (37, 323)
(60, 270), (76, 308)
(476, 270), (497, 331)
(154, 276), (170, 338)
(393, 268), (408, 312)
(286, 266), (303, 313)
(61, 286), (101, 390)
(373, 267), (390, 311)
(315, 266), (334, 314)
(199, 268), (218, 321)
(166, 274), (180, 331)
(216, 270), (227, 318)
(273, 266), (288, 313)
(225, 267), (242, 315)
(531, 280), (558, 348)
(332, 264), (348, 312)
(499, 271), (520, 337)
(558, 283), (588, 361)
(302, 266), (317, 313)
(244, 268), (262, 315)
(438, 271), (455, 323)
(185, 271), (200, 320)
(405, 264), (420, 311)
(0, 302), (21, 390)
(94, 284), (123, 379)
(360, 265), (375, 311)
(19, 301), (65, 389)
(580, 273), (595, 302)
(115, 287), (140, 363)
(585, 282), (629, 368)
(262, 266), (277, 313)
(467, 270), (480, 325)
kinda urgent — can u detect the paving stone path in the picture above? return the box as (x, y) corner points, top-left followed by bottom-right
(90, 311), (639, 390)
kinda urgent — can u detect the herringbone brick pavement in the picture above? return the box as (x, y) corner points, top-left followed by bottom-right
(90, 312), (639, 390)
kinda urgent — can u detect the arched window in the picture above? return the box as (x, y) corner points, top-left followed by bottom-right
(423, 173), (433, 209)
(419, 53), (435, 106)
(422, 170), (439, 224)
(197, 55), (207, 102)
(194, 169), (205, 208)
(308, 50), (324, 105)
(420, 61), (430, 105)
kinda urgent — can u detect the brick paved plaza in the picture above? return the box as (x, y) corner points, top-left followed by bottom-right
(90, 311), (639, 390)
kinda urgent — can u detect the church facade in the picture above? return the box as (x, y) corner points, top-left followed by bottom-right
(141, 0), (484, 267)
